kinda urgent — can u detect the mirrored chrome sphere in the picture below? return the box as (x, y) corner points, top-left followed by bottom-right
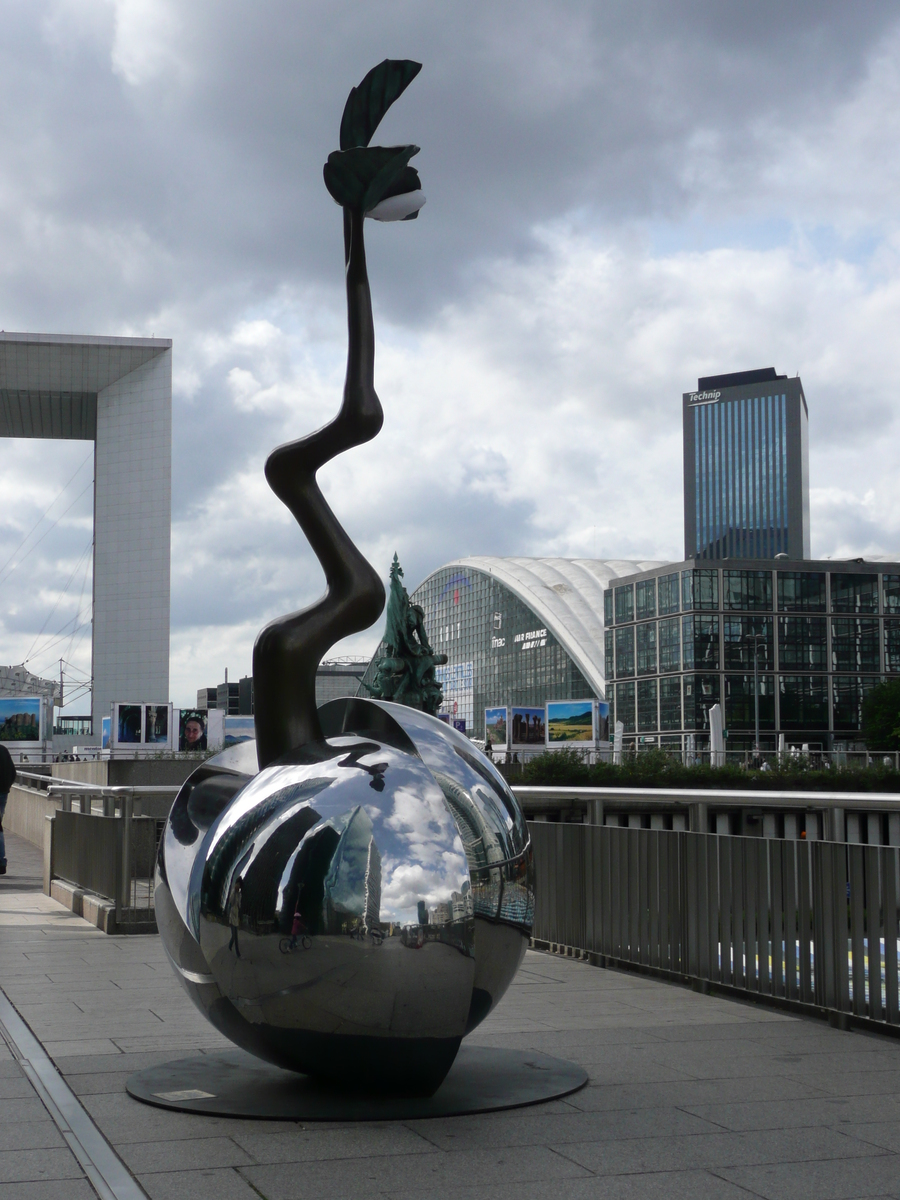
(155, 698), (534, 1095)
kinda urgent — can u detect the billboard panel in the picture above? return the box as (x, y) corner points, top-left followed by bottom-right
(0, 697), (41, 742)
(179, 710), (208, 751)
(101, 716), (111, 750)
(224, 716), (255, 747)
(546, 700), (594, 744)
(484, 706), (508, 748)
(116, 703), (142, 744)
(597, 700), (610, 744)
(436, 661), (474, 728)
(144, 704), (170, 744)
(511, 706), (545, 746)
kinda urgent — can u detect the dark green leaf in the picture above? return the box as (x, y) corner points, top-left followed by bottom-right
(323, 145), (420, 211)
(339, 59), (422, 151)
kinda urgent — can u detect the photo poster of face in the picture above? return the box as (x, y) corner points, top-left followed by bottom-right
(0, 696), (42, 742)
(484, 706), (508, 748)
(597, 700), (610, 744)
(179, 709), (208, 752)
(116, 703), (143, 744)
(546, 700), (595, 745)
(511, 706), (545, 747)
(101, 716), (111, 750)
(144, 704), (170, 745)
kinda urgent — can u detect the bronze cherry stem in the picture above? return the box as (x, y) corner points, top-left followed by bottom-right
(252, 205), (386, 768)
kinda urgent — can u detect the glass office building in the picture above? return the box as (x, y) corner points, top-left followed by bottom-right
(605, 558), (900, 752)
(683, 368), (810, 560)
(360, 557), (664, 739)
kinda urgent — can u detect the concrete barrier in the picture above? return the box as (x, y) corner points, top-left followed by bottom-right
(4, 784), (60, 850)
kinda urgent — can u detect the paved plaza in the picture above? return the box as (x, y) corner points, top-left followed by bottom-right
(2, 830), (900, 1199)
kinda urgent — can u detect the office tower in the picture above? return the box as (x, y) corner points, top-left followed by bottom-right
(683, 368), (809, 560)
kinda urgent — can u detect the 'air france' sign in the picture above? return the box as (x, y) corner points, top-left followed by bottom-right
(688, 390), (722, 406)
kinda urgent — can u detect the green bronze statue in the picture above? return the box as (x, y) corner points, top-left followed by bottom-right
(365, 554), (447, 714)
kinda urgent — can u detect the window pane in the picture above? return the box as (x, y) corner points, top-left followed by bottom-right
(636, 622), (657, 675)
(725, 674), (775, 730)
(884, 575), (900, 616)
(682, 614), (720, 670)
(637, 678), (658, 731)
(723, 569), (773, 611)
(681, 570), (694, 611)
(605, 629), (614, 681)
(658, 572), (680, 615)
(604, 589), (613, 626)
(691, 569), (719, 610)
(659, 676), (682, 730)
(885, 621), (900, 672)
(778, 616), (827, 670)
(615, 584), (634, 624)
(682, 674), (720, 730)
(615, 625), (635, 678)
(616, 681), (636, 733)
(778, 675), (829, 729)
(831, 573), (878, 613)
(635, 579), (657, 621)
(659, 617), (681, 673)
(831, 618), (880, 672)
(833, 675), (881, 732)
(723, 615), (772, 670)
(778, 571), (826, 612)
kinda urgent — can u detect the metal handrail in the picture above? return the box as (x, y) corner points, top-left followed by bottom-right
(514, 784), (900, 812)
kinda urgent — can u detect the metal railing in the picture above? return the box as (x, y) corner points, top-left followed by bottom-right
(498, 748), (900, 776)
(45, 782), (179, 919)
(530, 820), (900, 1031)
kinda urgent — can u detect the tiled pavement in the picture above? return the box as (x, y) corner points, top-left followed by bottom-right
(2, 829), (900, 1199)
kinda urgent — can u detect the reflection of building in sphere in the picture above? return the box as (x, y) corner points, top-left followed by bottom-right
(432, 771), (504, 869)
(323, 805), (375, 929)
(364, 836), (382, 929)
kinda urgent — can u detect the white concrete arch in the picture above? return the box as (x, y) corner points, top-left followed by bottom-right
(0, 333), (172, 733)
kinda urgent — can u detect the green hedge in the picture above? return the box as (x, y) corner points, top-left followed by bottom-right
(520, 748), (900, 792)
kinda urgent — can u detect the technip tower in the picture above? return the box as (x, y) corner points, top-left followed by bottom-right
(683, 368), (810, 561)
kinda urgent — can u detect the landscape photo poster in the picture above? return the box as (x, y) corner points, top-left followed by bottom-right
(511, 706), (545, 746)
(0, 696), (41, 742)
(546, 700), (594, 744)
(484, 706), (508, 748)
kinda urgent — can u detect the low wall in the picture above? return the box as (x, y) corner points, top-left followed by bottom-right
(4, 784), (59, 849)
(50, 759), (198, 788)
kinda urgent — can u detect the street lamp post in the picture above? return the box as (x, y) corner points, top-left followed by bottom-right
(743, 632), (766, 762)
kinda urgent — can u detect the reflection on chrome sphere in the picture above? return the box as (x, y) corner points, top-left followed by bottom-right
(155, 698), (534, 1095)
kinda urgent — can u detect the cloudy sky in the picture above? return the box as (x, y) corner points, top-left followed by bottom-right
(1, 0), (899, 713)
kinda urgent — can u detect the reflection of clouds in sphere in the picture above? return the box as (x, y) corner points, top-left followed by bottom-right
(381, 860), (466, 918)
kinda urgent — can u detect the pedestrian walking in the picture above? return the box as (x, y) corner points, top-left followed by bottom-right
(0, 742), (17, 876)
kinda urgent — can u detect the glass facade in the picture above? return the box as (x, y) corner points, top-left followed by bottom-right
(367, 557), (899, 752)
(365, 566), (597, 740)
(606, 559), (900, 751)
(778, 571), (826, 612)
(658, 572), (680, 615)
(830, 574), (878, 613)
(690, 391), (789, 558)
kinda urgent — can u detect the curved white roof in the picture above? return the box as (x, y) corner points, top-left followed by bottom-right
(416, 557), (668, 700)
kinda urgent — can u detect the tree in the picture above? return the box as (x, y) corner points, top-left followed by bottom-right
(861, 678), (900, 751)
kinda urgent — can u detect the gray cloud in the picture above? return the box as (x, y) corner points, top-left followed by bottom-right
(1, 2), (899, 705)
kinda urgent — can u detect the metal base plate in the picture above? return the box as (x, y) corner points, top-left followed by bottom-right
(126, 1045), (588, 1121)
